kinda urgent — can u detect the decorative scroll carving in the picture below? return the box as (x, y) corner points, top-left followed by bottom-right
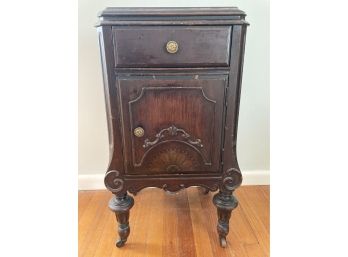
(143, 125), (203, 148)
(212, 168), (242, 247)
(127, 182), (219, 196)
(104, 170), (124, 193)
(221, 168), (243, 192)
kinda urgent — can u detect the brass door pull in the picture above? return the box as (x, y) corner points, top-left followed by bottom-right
(166, 41), (179, 54)
(134, 127), (145, 137)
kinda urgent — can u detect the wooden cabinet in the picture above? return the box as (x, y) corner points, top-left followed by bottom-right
(96, 7), (248, 248)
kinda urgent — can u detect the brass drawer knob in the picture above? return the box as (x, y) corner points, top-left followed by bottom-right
(166, 40), (179, 54)
(134, 127), (145, 137)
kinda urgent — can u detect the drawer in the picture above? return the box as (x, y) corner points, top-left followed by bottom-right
(112, 26), (231, 68)
(118, 74), (227, 175)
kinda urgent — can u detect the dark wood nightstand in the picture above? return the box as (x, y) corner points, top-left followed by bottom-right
(96, 7), (248, 248)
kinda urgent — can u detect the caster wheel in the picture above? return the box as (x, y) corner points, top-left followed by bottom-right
(219, 237), (227, 248)
(116, 239), (126, 248)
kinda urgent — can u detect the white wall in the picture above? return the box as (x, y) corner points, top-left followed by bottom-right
(78, 0), (269, 186)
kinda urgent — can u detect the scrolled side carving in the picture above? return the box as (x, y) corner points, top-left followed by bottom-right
(222, 168), (242, 192)
(104, 170), (124, 193)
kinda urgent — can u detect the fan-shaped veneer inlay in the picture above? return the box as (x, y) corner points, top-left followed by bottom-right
(143, 142), (205, 174)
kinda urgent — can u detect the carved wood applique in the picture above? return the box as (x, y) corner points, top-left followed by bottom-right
(143, 125), (203, 148)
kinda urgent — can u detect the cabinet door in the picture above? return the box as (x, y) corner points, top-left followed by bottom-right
(118, 74), (227, 175)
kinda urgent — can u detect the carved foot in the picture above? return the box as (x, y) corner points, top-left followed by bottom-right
(109, 193), (134, 248)
(115, 222), (130, 247)
(213, 191), (238, 248)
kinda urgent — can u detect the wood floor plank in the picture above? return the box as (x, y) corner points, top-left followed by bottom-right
(78, 191), (110, 257)
(244, 243), (267, 257)
(239, 186), (270, 234)
(259, 186), (270, 203)
(176, 190), (197, 257)
(187, 188), (214, 257)
(226, 231), (250, 257)
(128, 190), (153, 257)
(82, 203), (110, 257)
(236, 186), (270, 257)
(92, 209), (115, 257)
(162, 191), (180, 257)
(145, 189), (165, 257)
(229, 198), (260, 245)
(78, 191), (94, 220)
(78, 186), (270, 257)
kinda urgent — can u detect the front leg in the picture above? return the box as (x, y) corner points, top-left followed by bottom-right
(213, 191), (238, 247)
(108, 193), (134, 248)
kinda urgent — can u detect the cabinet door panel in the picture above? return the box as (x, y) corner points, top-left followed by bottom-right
(118, 75), (227, 175)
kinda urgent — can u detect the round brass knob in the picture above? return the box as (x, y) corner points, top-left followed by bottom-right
(134, 127), (144, 137)
(166, 40), (179, 54)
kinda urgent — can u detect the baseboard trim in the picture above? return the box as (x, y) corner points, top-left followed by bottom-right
(241, 170), (270, 185)
(78, 174), (105, 191)
(78, 170), (269, 190)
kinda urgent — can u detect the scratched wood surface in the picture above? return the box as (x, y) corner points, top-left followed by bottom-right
(78, 186), (270, 257)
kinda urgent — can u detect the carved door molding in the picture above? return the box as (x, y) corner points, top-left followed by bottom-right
(118, 75), (227, 174)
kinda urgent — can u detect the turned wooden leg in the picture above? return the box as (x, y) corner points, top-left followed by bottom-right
(213, 191), (238, 248)
(108, 193), (134, 248)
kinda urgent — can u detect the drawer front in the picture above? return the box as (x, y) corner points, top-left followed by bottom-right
(118, 74), (227, 175)
(112, 26), (231, 68)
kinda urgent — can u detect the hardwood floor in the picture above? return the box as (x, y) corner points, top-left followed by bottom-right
(79, 186), (270, 257)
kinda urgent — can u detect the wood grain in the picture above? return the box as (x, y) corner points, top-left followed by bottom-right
(236, 186), (270, 256)
(118, 75), (226, 175)
(187, 188), (214, 257)
(145, 189), (165, 257)
(78, 186), (269, 257)
(112, 26), (231, 68)
(78, 191), (94, 220)
(78, 191), (110, 257)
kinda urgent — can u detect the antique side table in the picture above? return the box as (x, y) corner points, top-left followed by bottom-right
(96, 7), (248, 248)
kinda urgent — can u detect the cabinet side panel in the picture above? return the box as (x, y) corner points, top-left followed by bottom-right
(98, 26), (124, 173)
(222, 25), (247, 176)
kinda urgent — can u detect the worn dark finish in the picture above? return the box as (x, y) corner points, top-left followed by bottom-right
(96, 7), (248, 248)
(108, 193), (134, 247)
(113, 26), (231, 67)
(118, 74), (226, 174)
(213, 191), (239, 247)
